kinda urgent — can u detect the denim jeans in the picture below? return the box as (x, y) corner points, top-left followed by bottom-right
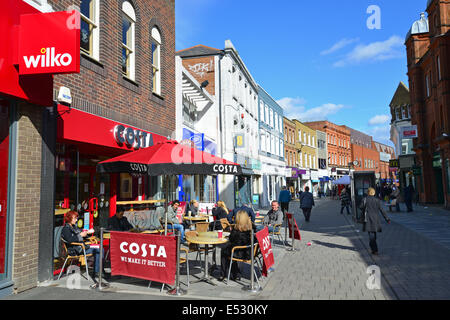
(368, 232), (378, 253)
(256, 224), (280, 233)
(340, 205), (351, 214)
(167, 224), (185, 241)
(85, 247), (101, 273)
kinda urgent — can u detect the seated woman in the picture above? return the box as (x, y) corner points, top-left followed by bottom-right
(210, 200), (229, 231)
(61, 210), (102, 279)
(219, 210), (256, 281)
(187, 199), (199, 216)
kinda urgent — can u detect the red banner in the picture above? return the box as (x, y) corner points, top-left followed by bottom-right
(286, 213), (301, 240)
(110, 232), (177, 284)
(255, 227), (275, 277)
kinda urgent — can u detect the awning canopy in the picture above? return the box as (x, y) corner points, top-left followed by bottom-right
(332, 175), (351, 185)
(97, 140), (242, 176)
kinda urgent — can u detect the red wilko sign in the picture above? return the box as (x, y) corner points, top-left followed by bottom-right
(18, 10), (80, 75)
(255, 227), (275, 277)
(110, 232), (177, 284)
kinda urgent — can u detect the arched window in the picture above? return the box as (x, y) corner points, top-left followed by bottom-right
(80, 0), (100, 60)
(151, 27), (162, 95)
(122, 1), (136, 80)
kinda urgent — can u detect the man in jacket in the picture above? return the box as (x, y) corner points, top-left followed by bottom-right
(257, 201), (283, 233)
(278, 186), (292, 214)
(228, 203), (256, 223)
(162, 200), (185, 243)
(391, 186), (401, 212)
(108, 208), (134, 231)
(299, 186), (315, 222)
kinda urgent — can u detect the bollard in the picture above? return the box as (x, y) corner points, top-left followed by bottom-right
(168, 229), (187, 296)
(244, 228), (261, 293)
(284, 212), (288, 248)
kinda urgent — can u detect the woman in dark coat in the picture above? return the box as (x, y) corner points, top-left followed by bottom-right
(340, 188), (351, 215)
(219, 210), (256, 281)
(360, 188), (391, 255)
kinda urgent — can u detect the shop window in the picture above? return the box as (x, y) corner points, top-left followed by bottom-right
(151, 27), (162, 95)
(121, 1), (136, 80)
(80, 0), (100, 60)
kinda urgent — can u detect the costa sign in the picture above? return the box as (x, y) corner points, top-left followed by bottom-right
(129, 163), (148, 174)
(18, 10), (80, 75)
(212, 164), (239, 174)
(110, 232), (176, 284)
(114, 125), (154, 150)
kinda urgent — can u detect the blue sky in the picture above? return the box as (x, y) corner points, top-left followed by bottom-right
(176, 0), (428, 147)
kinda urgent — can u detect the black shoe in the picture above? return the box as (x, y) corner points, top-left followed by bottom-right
(372, 251), (379, 255)
(217, 275), (225, 282)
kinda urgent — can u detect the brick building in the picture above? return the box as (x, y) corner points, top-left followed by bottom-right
(344, 127), (379, 174)
(284, 117), (300, 190)
(0, 0), (175, 297)
(304, 121), (352, 180)
(405, 0), (450, 206)
(372, 141), (396, 181)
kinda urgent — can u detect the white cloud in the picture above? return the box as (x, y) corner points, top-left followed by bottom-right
(333, 35), (404, 67)
(366, 125), (394, 147)
(277, 97), (346, 122)
(368, 114), (391, 126)
(320, 38), (359, 56)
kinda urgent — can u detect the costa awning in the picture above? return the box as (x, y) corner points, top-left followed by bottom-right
(97, 140), (242, 176)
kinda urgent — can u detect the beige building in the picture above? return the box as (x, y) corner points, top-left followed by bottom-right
(293, 120), (318, 193)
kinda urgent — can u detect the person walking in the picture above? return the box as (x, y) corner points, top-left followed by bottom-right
(404, 184), (415, 212)
(359, 187), (391, 255)
(391, 186), (401, 212)
(299, 186), (315, 222)
(278, 186), (292, 215)
(339, 188), (351, 215)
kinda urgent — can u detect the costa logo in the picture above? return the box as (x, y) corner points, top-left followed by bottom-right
(119, 242), (167, 258)
(129, 163), (147, 173)
(23, 47), (73, 69)
(213, 164), (238, 174)
(114, 125), (154, 150)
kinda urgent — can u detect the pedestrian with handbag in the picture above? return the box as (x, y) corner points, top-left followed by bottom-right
(299, 186), (315, 222)
(359, 187), (391, 255)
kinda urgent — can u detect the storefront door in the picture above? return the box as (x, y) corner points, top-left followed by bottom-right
(0, 100), (9, 276)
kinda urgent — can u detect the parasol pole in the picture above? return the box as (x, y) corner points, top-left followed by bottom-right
(164, 174), (169, 235)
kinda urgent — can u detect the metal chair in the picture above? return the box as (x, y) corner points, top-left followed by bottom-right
(269, 224), (284, 247)
(58, 238), (93, 281)
(226, 243), (261, 287)
(149, 247), (190, 292)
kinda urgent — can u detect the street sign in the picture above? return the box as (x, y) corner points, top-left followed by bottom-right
(234, 134), (245, 148)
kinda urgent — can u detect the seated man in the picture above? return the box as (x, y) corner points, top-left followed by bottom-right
(256, 200), (283, 233)
(162, 200), (185, 243)
(107, 208), (134, 232)
(227, 203), (256, 224)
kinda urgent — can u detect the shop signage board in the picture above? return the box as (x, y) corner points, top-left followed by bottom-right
(18, 10), (80, 75)
(400, 125), (418, 139)
(109, 232), (177, 284)
(255, 227), (275, 277)
(389, 159), (400, 168)
(1, 1), (80, 105)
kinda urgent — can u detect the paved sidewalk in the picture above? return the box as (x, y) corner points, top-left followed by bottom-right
(5, 198), (450, 300)
(257, 199), (394, 300)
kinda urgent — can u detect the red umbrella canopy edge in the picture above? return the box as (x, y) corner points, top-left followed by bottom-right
(97, 140), (243, 176)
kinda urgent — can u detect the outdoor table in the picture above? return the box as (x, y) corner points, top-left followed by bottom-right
(183, 215), (210, 222)
(185, 231), (229, 286)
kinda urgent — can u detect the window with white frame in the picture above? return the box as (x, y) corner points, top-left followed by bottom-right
(265, 105), (269, 125)
(121, 1), (136, 80)
(271, 135), (275, 154)
(260, 101), (264, 122)
(261, 132), (266, 152)
(80, 0), (100, 60)
(151, 27), (161, 95)
(269, 109), (273, 127)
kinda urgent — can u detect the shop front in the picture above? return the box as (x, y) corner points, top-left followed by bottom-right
(53, 105), (169, 245)
(178, 128), (218, 204)
(1, 1), (81, 294)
